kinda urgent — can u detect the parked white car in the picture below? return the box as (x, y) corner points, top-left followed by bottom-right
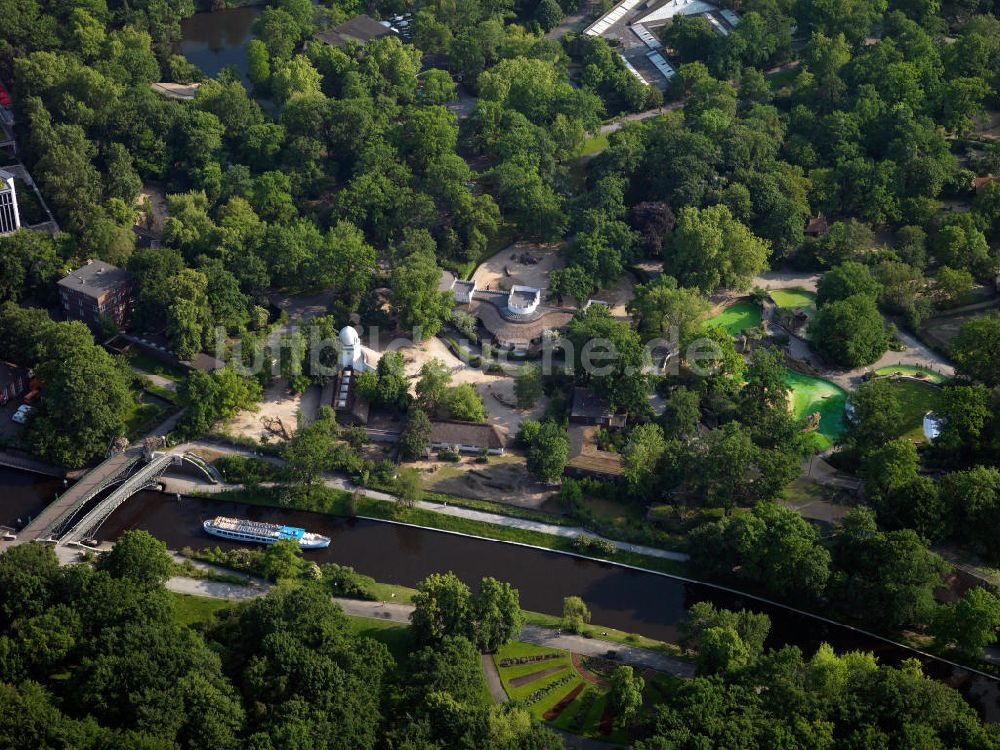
(10, 405), (33, 424)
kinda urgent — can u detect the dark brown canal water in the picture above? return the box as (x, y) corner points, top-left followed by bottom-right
(0, 467), (62, 529)
(2, 466), (998, 720)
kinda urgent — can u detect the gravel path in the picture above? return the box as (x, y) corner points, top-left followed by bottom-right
(131, 368), (178, 392)
(749, 271), (955, 390)
(752, 271), (821, 293)
(518, 625), (694, 678)
(482, 653), (510, 702)
(821, 328), (955, 391)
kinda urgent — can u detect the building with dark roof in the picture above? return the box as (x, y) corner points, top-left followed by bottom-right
(804, 215), (830, 238)
(58, 260), (133, 327)
(430, 420), (506, 455)
(973, 174), (1000, 194)
(468, 301), (572, 352)
(326, 367), (371, 426)
(314, 15), (397, 47)
(569, 387), (626, 428)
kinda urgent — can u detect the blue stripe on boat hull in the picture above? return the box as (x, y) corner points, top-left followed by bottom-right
(203, 523), (331, 549)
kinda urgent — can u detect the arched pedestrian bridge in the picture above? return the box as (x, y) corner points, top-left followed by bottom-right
(12, 447), (222, 546)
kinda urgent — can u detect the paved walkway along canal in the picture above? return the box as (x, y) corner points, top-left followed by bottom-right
(162, 560), (695, 678)
(168, 440), (690, 563)
(4, 466), (998, 720)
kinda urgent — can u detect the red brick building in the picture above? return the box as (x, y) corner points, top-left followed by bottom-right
(0, 362), (29, 406)
(58, 260), (133, 328)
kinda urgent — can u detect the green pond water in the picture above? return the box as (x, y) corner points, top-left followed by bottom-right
(705, 300), (762, 336)
(770, 288), (816, 311)
(873, 365), (947, 384)
(784, 370), (847, 449)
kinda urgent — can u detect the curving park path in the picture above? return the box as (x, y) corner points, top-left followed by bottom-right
(830, 328), (955, 391)
(750, 270), (955, 390)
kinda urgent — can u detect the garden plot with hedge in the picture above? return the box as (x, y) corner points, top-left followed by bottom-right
(494, 641), (671, 742)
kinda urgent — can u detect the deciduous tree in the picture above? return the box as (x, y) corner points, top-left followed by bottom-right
(609, 666), (644, 727)
(410, 572), (473, 645)
(665, 205), (771, 293)
(810, 294), (889, 367)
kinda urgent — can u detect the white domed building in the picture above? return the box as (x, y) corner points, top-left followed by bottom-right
(325, 325), (374, 427)
(338, 325), (372, 372)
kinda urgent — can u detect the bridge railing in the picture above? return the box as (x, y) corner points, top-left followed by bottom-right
(64, 453), (174, 544)
(178, 453), (224, 484)
(25, 451), (142, 542)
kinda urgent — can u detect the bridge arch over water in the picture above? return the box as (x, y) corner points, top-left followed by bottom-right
(13, 450), (222, 545)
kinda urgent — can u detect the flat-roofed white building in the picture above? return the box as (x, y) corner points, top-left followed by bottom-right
(0, 169), (20, 236)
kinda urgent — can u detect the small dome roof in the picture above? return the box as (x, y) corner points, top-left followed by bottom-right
(339, 326), (360, 346)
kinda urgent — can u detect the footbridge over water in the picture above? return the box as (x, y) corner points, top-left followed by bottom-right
(13, 447), (222, 545)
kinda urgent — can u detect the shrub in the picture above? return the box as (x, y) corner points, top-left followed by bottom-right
(572, 535), (616, 556)
(321, 563), (377, 600)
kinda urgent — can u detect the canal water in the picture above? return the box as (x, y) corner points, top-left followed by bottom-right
(2, 466), (998, 719)
(0, 466), (62, 530)
(179, 6), (261, 86)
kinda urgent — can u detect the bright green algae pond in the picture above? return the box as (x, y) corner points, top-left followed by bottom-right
(872, 365), (947, 384)
(770, 288), (816, 312)
(784, 370), (847, 450)
(705, 300), (762, 336)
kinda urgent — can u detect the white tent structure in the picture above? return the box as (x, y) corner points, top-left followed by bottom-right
(635, 0), (719, 26)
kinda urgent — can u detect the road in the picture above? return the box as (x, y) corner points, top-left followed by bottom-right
(0, 449), (66, 478)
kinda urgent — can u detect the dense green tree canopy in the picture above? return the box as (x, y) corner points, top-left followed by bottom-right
(521, 419), (570, 483)
(565, 305), (649, 414)
(665, 205), (771, 293)
(810, 294), (889, 367)
(950, 313), (1000, 386)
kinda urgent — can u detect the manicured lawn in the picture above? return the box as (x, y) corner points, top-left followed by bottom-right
(784, 369), (847, 450)
(880, 378), (941, 442)
(767, 66), (800, 90)
(577, 132), (610, 156)
(770, 288), (816, 312)
(705, 300), (763, 336)
(344, 616), (414, 662)
(170, 592), (233, 626)
(128, 352), (185, 380)
(495, 642), (588, 726)
(125, 401), (166, 440)
(365, 580), (417, 604)
(143, 382), (177, 404)
(522, 610), (683, 656)
(873, 365), (948, 384)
